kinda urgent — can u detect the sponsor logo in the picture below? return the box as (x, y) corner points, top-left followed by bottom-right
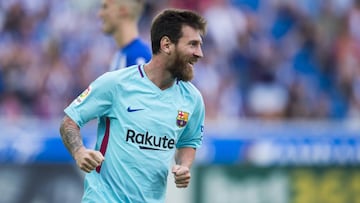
(127, 106), (144, 112)
(176, 110), (189, 128)
(74, 86), (91, 105)
(126, 129), (175, 151)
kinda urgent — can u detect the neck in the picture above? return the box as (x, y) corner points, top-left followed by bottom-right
(113, 22), (139, 48)
(144, 57), (175, 90)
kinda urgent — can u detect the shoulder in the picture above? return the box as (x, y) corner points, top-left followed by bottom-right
(178, 81), (204, 103)
(125, 39), (151, 64)
(133, 38), (151, 49)
(97, 65), (140, 85)
(126, 38), (151, 52)
(129, 39), (151, 55)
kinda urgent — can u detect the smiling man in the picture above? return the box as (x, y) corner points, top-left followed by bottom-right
(60, 8), (207, 203)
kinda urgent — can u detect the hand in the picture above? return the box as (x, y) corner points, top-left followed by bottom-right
(73, 147), (104, 173)
(171, 165), (191, 188)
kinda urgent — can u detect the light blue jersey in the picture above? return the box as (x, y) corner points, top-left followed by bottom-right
(64, 65), (205, 203)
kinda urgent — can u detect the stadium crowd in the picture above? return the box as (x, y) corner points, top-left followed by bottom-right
(0, 0), (360, 121)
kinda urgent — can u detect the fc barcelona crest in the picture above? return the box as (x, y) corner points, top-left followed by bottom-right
(176, 110), (189, 128)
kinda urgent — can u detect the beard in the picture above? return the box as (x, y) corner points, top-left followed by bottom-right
(168, 50), (194, 82)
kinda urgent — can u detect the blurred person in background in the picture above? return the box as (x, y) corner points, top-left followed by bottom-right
(98, 0), (151, 71)
(59, 8), (207, 203)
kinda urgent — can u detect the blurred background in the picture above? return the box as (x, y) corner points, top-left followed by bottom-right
(1, 0), (360, 202)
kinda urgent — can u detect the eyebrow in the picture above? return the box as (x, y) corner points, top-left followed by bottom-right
(189, 39), (203, 45)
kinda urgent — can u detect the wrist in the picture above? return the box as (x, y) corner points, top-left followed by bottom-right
(72, 146), (86, 159)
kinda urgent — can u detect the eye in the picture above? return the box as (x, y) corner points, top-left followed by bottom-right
(190, 41), (199, 47)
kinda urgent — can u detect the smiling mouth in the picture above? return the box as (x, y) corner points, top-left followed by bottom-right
(189, 60), (197, 65)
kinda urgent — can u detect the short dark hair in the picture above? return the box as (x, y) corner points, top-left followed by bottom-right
(150, 9), (207, 54)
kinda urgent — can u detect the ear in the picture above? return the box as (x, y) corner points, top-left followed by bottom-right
(160, 36), (172, 55)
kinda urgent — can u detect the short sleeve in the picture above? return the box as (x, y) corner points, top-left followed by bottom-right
(176, 95), (205, 149)
(64, 72), (115, 127)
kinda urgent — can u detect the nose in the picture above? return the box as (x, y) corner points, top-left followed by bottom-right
(194, 46), (204, 58)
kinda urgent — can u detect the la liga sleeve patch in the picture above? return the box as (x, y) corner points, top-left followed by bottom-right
(74, 86), (92, 105)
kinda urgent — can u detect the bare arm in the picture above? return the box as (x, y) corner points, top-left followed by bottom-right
(59, 115), (83, 156)
(172, 147), (196, 188)
(59, 115), (104, 173)
(175, 147), (196, 168)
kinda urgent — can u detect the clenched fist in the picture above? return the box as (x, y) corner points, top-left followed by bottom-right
(172, 165), (191, 188)
(73, 147), (105, 173)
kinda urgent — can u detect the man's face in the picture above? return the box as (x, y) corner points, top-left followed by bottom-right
(168, 25), (204, 81)
(98, 0), (119, 35)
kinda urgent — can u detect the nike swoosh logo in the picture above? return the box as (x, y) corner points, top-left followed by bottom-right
(127, 107), (144, 112)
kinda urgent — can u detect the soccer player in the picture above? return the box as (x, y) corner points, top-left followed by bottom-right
(98, 0), (151, 70)
(60, 8), (207, 203)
